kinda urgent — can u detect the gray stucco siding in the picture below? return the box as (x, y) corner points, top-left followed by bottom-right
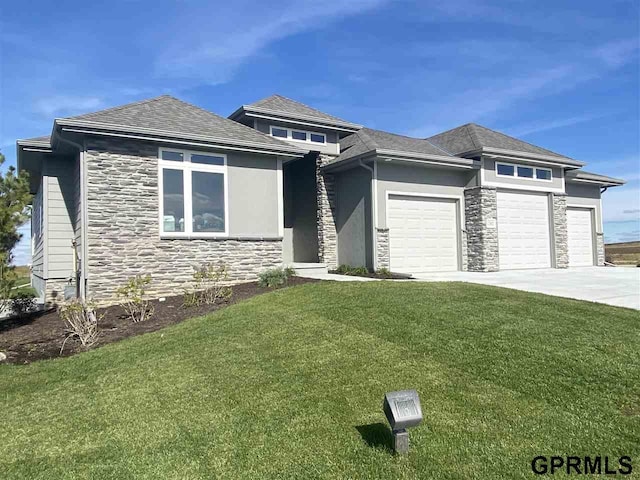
(335, 166), (373, 269)
(565, 183), (603, 230)
(482, 158), (564, 191)
(227, 154), (280, 237)
(376, 162), (471, 228)
(84, 138), (283, 302)
(255, 119), (339, 155)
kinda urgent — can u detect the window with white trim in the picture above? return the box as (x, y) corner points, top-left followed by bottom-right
(496, 162), (552, 181)
(269, 125), (326, 144)
(159, 148), (228, 236)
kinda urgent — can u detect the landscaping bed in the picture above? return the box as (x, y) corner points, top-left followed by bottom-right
(0, 277), (316, 364)
(329, 265), (413, 279)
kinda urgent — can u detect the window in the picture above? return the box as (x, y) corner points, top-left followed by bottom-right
(310, 133), (326, 143)
(495, 162), (553, 181)
(269, 125), (327, 144)
(536, 168), (552, 180)
(496, 163), (515, 176)
(159, 148), (227, 236)
(271, 127), (287, 138)
(517, 166), (534, 178)
(291, 131), (307, 141)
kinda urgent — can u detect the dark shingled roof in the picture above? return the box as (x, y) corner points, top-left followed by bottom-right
(427, 123), (571, 160)
(246, 94), (360, 128)
(60, 95), (304, 153)
(331, 127), (459, 164)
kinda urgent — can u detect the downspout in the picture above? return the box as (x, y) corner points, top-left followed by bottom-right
(57, 135), (88, 300)
(359, 159), (377, 271)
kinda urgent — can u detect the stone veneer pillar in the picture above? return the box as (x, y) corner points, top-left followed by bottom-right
(375, 228), (390, 270)
(596, 233), (605, 266)
(464, 186), (499, 272)
(551, 193), (569, 268)
(316, 153), (338, 268)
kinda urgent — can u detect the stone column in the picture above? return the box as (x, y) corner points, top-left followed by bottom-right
(552, 193), (569, 268)
(464, 186), (499, 272)
(596, 233), (605, 266)
(375, 228), (390, 270)
(316, 154), (338, 268)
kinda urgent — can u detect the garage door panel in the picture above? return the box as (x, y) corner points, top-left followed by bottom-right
(388, 195), (459, 273)
(567, 208), (594, 266)
(497, 191), (551, 270)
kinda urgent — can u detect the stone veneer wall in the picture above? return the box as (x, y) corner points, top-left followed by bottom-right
(316, 153), (338, 268)
(551, 194), (569, 268)
(596, 233), (605, 266)
(464, 186), (499, 272)
(375, 228), (390, 270)
(84, 138), (282, 304)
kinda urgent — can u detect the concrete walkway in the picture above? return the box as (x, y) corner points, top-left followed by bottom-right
(412, 267), (640, 310)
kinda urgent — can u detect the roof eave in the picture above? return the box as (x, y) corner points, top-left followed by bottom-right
(463, 147), (585, 168)
(323, 149), (477, 172)
(55, 118), (306, 157)
(567, 175), (625, 187)
(235, 105), (362, 133)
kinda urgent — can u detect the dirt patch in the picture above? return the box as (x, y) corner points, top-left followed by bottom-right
(0, 277), (317, 365)
(328, 270), (413, 280)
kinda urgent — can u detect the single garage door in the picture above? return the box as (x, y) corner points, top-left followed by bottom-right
(497, 191), (551, 269)
(387, 195), (459, 273)
(567, 207), (594, 266)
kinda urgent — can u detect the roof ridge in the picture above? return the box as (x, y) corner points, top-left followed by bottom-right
(472, 123), (569, 158)
(423, 137), (455, 156)
(65, 95), (171, 120)
(465, 124), (482, 150)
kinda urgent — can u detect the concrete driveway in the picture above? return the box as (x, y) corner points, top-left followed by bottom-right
(412, 267), (640, 310)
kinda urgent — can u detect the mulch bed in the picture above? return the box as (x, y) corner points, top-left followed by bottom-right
(328, 270), (413, 280)
(0, 277), (317, 365)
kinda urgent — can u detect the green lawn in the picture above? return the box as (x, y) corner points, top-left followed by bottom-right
(1, 282), (638, 479)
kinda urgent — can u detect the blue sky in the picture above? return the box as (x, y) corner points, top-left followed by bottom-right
(1, 0), (639, 265)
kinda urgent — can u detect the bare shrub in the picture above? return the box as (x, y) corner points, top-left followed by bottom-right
(116, 275), (153, 322)
(185, 263), (232, 307)
(59, 299), (100, 353)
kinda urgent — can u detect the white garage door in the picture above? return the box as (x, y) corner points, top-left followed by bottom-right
(497, 191), (551, 269)
(567, 207), (594, 266)
(387, 195), (459, 273)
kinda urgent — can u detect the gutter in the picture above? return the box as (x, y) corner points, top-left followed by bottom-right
(55, 118), (306, 157)
(230, 105), (362, 131)
(55, 133), (88, 300)
(465, 147), (585, 168)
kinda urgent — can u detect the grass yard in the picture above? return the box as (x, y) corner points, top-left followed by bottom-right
(1, 282), (638, 479)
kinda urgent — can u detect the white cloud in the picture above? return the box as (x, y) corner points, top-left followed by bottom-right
(11, 223), (31, 266)
(594, 38), (640, 67)
(155, 0), (386, 84)
(33, 95), (104, 117)
(505, 113), (607, 137)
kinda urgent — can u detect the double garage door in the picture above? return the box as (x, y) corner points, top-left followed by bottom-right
(387, 192), (595, 273)
(497, 192), (595, 269)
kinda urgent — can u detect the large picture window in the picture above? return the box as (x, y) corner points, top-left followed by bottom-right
(159, 148), (228, 237)
(495, 162), (552, 182)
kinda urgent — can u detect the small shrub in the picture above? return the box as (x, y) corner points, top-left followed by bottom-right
(116, 275), (153, 322)
(59, 299), (100, 353)
(258, 267), (295, 288)
(186, 263), (232, 307)
(375, 268), (393, 278)
(335, 264), (370, 276)
(10, 291), (36, 316)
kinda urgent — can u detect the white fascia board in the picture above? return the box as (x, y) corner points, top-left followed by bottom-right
(55, 119), (306, 157)
(58, 125), (305, 158)
(466, 147), (585, 167)
(241, 106), (362, 131)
